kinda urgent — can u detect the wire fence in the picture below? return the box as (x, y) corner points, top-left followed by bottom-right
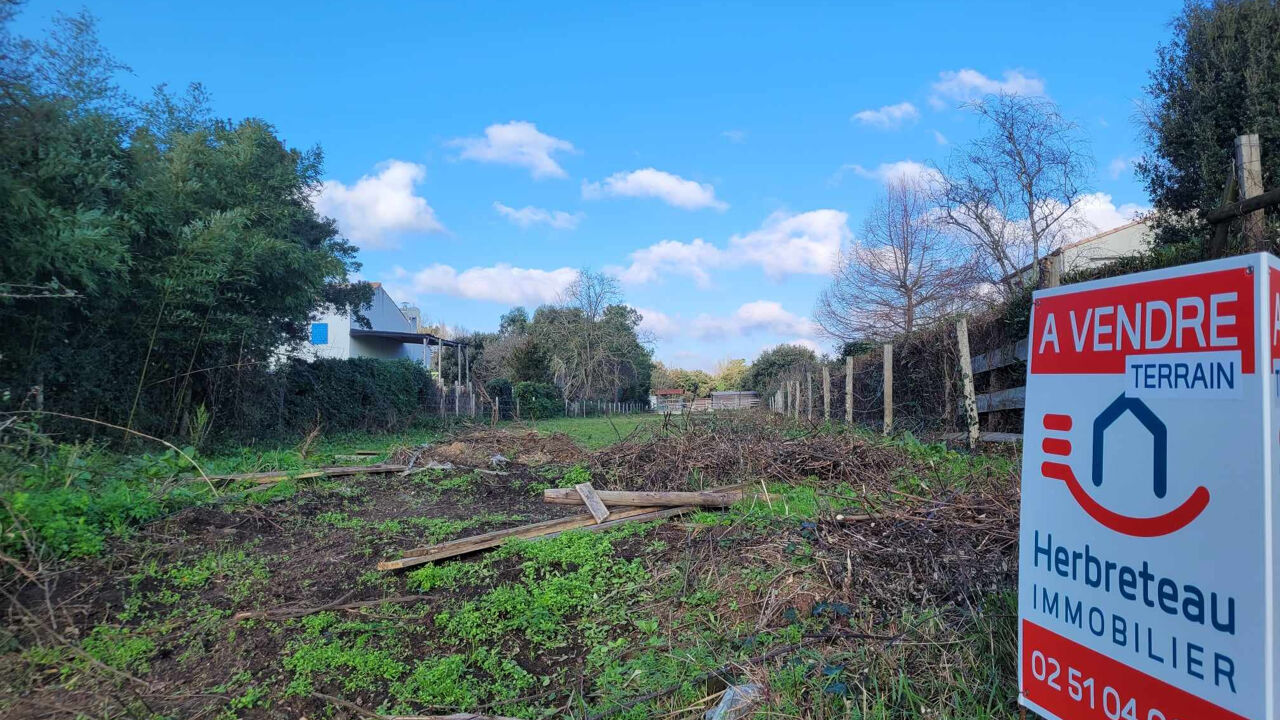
(764, 306), (1028, 439)
(426, 384), (652, 424)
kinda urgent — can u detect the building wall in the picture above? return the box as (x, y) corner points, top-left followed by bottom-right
(1061, 219), (1154, 273)
(297, 284), (425, 364)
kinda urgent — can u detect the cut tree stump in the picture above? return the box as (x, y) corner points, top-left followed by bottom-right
(575, 482), (611, 523)
(543, 488), (742, 508)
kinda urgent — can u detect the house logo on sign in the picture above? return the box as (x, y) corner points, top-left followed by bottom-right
(1039, 395), (1210, 538)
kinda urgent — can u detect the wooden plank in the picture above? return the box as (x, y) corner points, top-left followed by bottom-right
(378, 506), (663, 570)
(544, 488), (742, 507)
(379, 484), (745, 571)
(574, 482), (611, 523)
(933, 432), (1023, 444)
(969, 339), (1028, 374)
(956, 319), (980, 449)
(975, 386), (1026, 413)
(212, 464), (407, 484)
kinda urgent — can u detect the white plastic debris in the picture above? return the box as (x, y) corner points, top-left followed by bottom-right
(705, 683), (764, 720)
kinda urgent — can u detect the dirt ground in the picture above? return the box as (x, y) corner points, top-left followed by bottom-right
(1, 413), (1021, 720)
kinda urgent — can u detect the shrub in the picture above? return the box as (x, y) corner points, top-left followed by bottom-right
(512, 381), (562, 419)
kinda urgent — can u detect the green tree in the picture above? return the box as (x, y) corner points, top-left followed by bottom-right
(1138, 0), (1280, 250)
(743, 344), (819, 394)
(712, 358), (749, 391)
(0, 8), (370, 437)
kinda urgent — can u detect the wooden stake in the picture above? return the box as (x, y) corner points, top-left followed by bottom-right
(574, 482), (612, 523)
(545, 488), (742, 507)
(806, 372), (813, 420)
(845, 355), (853, 424)
(882, 344), (893, 435)
(1235, 133), (1266, 251)
(957, 318), (979, 449)
(822, 365), (831, 421)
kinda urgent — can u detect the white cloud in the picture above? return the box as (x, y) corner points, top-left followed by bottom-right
(1107, 155), (1140, 180)
(852, 101), (920, 129)
(493, 202), (583, 230)
(846, 160), (942, 187)
(1067, 192), (1149, 240)
(722, 129), (748, 143)
(692, 301), (819, 339)
(933, 130), (949, 145)
(784, 338), (824, 356)
(608, 209), (850, 287)
(608, 238), (723, 288)
(582, 168), (727, 211)
(728, 209), (850, 278)
(931, 68), (1046, 106)
(634, 307), (680, 339)
(449, 121), (575, 179)
(313, 160), (443, 249)
(393, 263), (578, 305)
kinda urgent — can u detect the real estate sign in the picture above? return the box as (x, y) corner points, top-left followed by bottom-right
(1019, 253), (1280, 720)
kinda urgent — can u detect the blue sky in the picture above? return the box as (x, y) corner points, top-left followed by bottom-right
(18, 1), (1179, 370)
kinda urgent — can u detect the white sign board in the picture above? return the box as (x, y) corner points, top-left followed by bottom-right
(1018, 253), (1280, 720)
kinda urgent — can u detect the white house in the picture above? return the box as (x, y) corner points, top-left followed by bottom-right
(1056, 218), (1154, 273)
(298, 283), (461, 369)
(1006, 218), (1155, 285)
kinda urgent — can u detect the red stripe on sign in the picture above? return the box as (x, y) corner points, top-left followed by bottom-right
(1041, 461), (1211, 537)
(1042, 414), (1072, 431)
(1271, 267), (1280, 360)
(1021, 620), (1251, 720)
(1041, 438), (1071, 456)
(1030, 267), (1255, 375)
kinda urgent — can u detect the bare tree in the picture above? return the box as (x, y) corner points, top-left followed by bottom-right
(935, 93), (1092, 295)
(816, 179), (975, 342)
(561, 268), (621, 321)
(542, 269), (644, 402)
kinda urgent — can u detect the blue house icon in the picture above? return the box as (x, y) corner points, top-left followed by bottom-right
(1091, 394), (1168, 499)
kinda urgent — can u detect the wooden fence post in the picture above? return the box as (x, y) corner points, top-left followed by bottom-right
(956, 318), (979, 449)
(1040, 252), (1063, 288)
(845, 355), (853, 424)
(806, 372), (813, 420)
(882, 344), (893, 435)
(1236, 133), (1266, 251)
(793, 380), (800, 420)
(822, 365), (831, 421)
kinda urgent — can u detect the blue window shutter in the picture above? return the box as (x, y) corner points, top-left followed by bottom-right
(310, 323), (329, 345)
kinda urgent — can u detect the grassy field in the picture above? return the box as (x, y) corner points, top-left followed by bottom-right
(1, 413), (1020, 719)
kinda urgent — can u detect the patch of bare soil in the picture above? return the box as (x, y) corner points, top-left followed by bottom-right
(2, 415), (1021, 719)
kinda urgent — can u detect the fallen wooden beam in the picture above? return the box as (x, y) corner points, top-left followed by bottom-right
(543, 488), (743, 508)
(212, 464), (408, 484)
(379, 483), (744, 571)
(575, 482), (611, 523)
(377, 505), (665, 571)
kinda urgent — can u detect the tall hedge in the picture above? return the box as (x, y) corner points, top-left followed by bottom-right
(216, 358), (438, 444)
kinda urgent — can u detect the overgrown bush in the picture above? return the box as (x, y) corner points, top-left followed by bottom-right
(512, 381), (562, 419)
